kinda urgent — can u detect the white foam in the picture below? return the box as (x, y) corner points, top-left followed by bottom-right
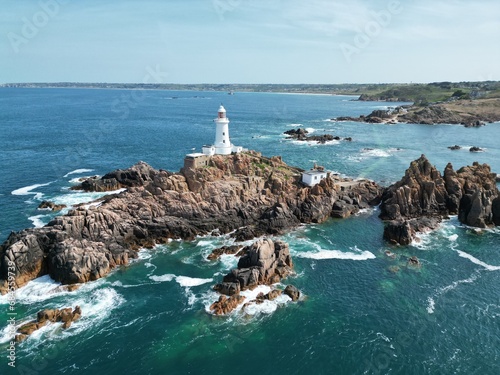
(149, 274), (176, 282)
(455, 250), (500, 271)
(197, 240), (216, 248)
(305, 127), (316, 134)
(28, 214), (50, 228)
(427, 273), (479, 314)
(0, 324), (15, 344)
(149, 273), (212, 287)
(0, 275), (63, 305)
(448, 234), (459, 242)
(52, 288), (125, 339)
(175, 276), (213, 287)
(361, 148), (391, 158)
(427, 297), (435, 314)
(64, 169), (94, 177)
(219, 254), (240, 270)
(51, 188), (126, 208)
(295, 249), (376, 260)
(411, 230), (434, 250)
(290, 139), (340, 146)
(11, 182), (53, 196)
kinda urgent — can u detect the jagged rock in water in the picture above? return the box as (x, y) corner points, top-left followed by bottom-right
(211, 239), (297, 315)
(209, 295), (245, 315)
(380, 156), (499, 245)
(380, 155), (449, 221)
(38, 201), (67, 211)
(207, 245), (244, 260)
(284, 285), (300, 301)
(469, 146), (484, 153)
(16, 306), (82, 342)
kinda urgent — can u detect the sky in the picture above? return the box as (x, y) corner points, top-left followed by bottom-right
(1, 0), (499, 84)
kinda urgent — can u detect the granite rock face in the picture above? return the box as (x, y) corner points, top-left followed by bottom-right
(381, 155), (499, 245)
(1, 152), (382, 293)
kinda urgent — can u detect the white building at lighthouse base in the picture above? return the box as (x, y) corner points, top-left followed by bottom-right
(202, 144), (243, 156)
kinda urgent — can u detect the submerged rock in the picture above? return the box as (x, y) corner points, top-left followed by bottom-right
(469, 146), (484, 153)
(38, 201), (67, 212)
(407, 256), (421, 268)
(207, 245), (244, 261)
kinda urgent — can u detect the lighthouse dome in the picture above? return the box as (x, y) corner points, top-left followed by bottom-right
(218, 105), (226, 113)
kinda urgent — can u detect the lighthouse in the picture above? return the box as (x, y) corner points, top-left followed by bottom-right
(213, 105), (232, 155)
(185, 105), (243, 169)
(201, 105), (242, 156)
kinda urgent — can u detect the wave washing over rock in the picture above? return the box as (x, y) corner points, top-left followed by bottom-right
(0, 151), (382, 293)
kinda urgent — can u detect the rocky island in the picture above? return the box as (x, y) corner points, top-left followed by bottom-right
(284, 128), (352, 144)
(0, 151), (382, 293)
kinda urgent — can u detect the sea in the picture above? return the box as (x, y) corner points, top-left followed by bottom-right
(0, 88), (499, 375)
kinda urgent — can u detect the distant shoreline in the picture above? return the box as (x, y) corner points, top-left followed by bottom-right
(0, 84), (363, 98)
(0, 82), (365, 96)
(2, 81), (498, 100)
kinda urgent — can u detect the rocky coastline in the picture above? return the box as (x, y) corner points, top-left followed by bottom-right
(333, 98), (500, 127)
(2, 150), (497, 294)
(0, 151), (382, 294)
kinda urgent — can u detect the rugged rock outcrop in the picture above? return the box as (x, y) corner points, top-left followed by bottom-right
(38, 201), (67, 212)
(211, 239), (297, 315)
(284, 128), (350, 144)
(207, 245), (245, 261)
(16, 306), (81, 342)
(214, 239), (293, 297)
(1, 151), (382, 293)
(469, 146), (484, 153)
(381, 155), (499, 244)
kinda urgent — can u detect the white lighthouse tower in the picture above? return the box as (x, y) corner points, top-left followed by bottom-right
(202, 105), (242, 156)
(213, 105), (232, 155)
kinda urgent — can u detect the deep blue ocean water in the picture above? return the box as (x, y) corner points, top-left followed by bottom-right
(0, 88), (499, 374)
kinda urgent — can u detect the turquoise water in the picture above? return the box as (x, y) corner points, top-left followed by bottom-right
(0, 89), (499, 374)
